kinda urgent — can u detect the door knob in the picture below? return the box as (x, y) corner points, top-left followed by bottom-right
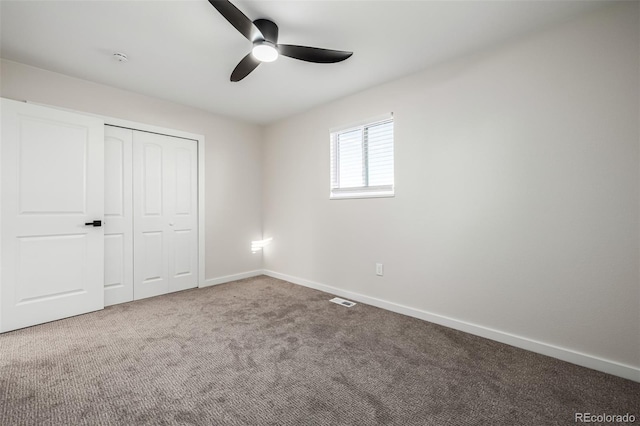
(84, 220), (102, 227)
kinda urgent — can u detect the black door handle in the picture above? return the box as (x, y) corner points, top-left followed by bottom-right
(84, 220), (102, 227)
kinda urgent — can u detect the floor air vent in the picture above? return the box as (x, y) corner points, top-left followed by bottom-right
(330, 297), (356, 307)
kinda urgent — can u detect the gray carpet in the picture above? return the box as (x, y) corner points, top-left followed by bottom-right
(1, 275), (638, 425)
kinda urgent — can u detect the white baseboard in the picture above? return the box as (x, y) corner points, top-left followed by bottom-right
(262, 269), (640, 383)
(201, 270), (263, 288)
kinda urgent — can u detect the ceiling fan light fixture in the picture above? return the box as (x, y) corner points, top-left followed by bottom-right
(209, 0), (352, 81)
(252, 42), (278, 62)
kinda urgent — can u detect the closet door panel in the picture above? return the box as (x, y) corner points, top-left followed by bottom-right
(133, 132), (169, 300)
(133, 131), (196, 300)
(104, 126), (133, 306)
(168, 140), (198, 292)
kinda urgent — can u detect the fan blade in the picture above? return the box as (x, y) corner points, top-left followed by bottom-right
(208, 0), (263, 42)
(278, 45), (353, 63)
(231, 53), (260, 82)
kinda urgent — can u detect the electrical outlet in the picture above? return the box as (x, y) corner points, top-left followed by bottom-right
(376, 263), (384, 276)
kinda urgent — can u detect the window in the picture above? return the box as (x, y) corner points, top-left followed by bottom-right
(330, 114), (394, 199)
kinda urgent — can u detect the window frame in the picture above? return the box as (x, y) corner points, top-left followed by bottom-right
(329, 113), (394, 200)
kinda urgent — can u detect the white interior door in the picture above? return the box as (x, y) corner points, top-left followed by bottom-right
(132, 130), (197, 300)
(104, 126), (133, 306)
(1, 98), (105, 332)
(166, 134), (198, 293)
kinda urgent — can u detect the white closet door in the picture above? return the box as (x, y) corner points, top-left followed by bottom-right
(1, 98), (105, 332)
(104, 126), (133, 306)
(167, 136), (198, 293)
(133, 131), (198, 300)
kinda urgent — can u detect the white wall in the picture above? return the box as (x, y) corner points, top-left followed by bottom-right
(263, 2), (640, 376)
(0, 59), (263, 281)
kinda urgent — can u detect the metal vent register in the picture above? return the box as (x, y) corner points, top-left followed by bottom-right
(330, 297), (356, 308)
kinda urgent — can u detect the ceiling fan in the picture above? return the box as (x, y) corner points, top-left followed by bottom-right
(208, 0), (353, 82)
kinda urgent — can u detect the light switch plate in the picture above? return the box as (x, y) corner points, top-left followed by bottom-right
(376, 263), (383, 276)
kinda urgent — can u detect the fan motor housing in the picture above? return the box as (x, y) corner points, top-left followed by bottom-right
(253, 19), (279, 44)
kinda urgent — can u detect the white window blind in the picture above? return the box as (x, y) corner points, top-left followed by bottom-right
(330, 114), (394, 199)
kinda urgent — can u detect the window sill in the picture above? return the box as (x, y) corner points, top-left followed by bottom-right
(330, 192), (395, 200)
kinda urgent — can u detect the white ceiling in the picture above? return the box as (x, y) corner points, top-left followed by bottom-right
(1, 0), (607, 125)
